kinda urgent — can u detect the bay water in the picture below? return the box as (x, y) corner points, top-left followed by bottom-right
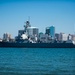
(0, 48), (75, 75)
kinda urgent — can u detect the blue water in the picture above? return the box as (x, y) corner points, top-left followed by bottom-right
(0, 48), (75, 75)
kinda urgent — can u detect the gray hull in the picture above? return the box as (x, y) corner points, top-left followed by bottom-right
(0, 42), (75, 48)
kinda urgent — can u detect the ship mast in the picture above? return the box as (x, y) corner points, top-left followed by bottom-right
(24, 16), (31, 32)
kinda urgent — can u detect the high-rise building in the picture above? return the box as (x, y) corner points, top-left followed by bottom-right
(45, 26), (55, 39)
(27, 27), (39, 36)
(50, 26), (55, 39)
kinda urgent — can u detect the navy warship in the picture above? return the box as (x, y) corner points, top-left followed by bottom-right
(0, 20), (75, 48)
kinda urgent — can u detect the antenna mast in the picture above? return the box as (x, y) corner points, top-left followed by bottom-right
(28, 16), (30, 22)
(24, 16), (31, 32)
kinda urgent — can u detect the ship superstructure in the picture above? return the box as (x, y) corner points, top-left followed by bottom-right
(15, 20), (39, 43)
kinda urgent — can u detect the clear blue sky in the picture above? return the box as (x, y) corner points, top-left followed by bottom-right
(0, 0), (75, 38)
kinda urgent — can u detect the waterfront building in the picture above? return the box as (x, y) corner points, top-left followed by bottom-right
(55, 33), (60, 41)
(59, 33), (68, 42)
(62, 34), (68, 41)
(50, 26), (55, 39)
(45, 26), (55, 39)
(39, 32), (44, 37)
(59, 33), (62, 41)
(39, 34), (48, 43)
(72, 35), (75, 41)
(39, 34), (52, 43)
(3, 33), (12, 41)
(9, 34), (11, 39)
(27, 27), (39, 36)
(45, 27), (50, 35)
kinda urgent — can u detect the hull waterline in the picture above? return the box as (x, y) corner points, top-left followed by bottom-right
(0, 42), (75, 48)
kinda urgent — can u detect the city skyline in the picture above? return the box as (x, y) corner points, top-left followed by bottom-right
(0, 0), (75, 38)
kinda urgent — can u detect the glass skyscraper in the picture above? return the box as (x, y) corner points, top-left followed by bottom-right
(50, 26), (55, 39)
(46, 26), (55, 39)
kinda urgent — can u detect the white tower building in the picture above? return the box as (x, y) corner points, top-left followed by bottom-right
(27, 27), (39, 36)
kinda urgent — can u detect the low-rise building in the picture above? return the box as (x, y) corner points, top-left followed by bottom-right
(59, 33), (68, 42)
(39, 34), (52, 43)
(55, 33), (60, 41)
(3, 33), (12, 42)
(72, 35), (75, 41)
